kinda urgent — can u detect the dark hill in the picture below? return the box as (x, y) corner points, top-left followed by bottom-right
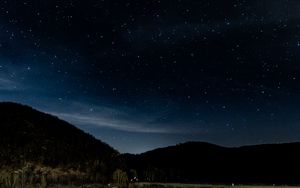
(123, 141), (300, 184)
(2, 102), (300, 185)
(0, 102), (118, 168)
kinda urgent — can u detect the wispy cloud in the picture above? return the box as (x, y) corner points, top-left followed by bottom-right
(46, 101), (204, 134)
(0, 78), (19, 91)
(52, 112), (173, 134)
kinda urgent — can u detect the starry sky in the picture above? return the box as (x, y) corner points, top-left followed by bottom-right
(1, 0), (300, 153)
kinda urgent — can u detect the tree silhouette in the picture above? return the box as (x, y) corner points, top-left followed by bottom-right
(112, 169), (128, 186)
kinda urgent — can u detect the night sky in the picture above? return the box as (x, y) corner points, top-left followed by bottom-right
(1, 0), (300, 153)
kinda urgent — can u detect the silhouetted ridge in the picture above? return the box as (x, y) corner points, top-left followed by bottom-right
(123, 141), (300, 184)
(0, 102), (118, 167)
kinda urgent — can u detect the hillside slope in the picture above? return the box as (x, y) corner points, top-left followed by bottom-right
(123, 142), (300, 184)
(0, 102), (118, 171)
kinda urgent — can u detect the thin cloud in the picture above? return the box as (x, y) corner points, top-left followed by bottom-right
(46, 102), (204, 134)
(52, 112), (173, 134)
(0, 78), (19, 91)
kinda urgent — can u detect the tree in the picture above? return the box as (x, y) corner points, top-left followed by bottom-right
(112, 169), (128, 185)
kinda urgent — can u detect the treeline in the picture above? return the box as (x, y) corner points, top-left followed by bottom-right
(0, 162), (138, 187)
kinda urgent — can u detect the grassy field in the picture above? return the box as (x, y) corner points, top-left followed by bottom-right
(4, 183), (300, 188)
(132, 182), (300, 188)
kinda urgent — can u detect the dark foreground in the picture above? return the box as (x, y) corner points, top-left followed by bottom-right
(44, 183), (300, 188)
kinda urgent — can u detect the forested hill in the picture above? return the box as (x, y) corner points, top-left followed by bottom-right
(0, 102), (118, 168)
(122, 141), (300, 184)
